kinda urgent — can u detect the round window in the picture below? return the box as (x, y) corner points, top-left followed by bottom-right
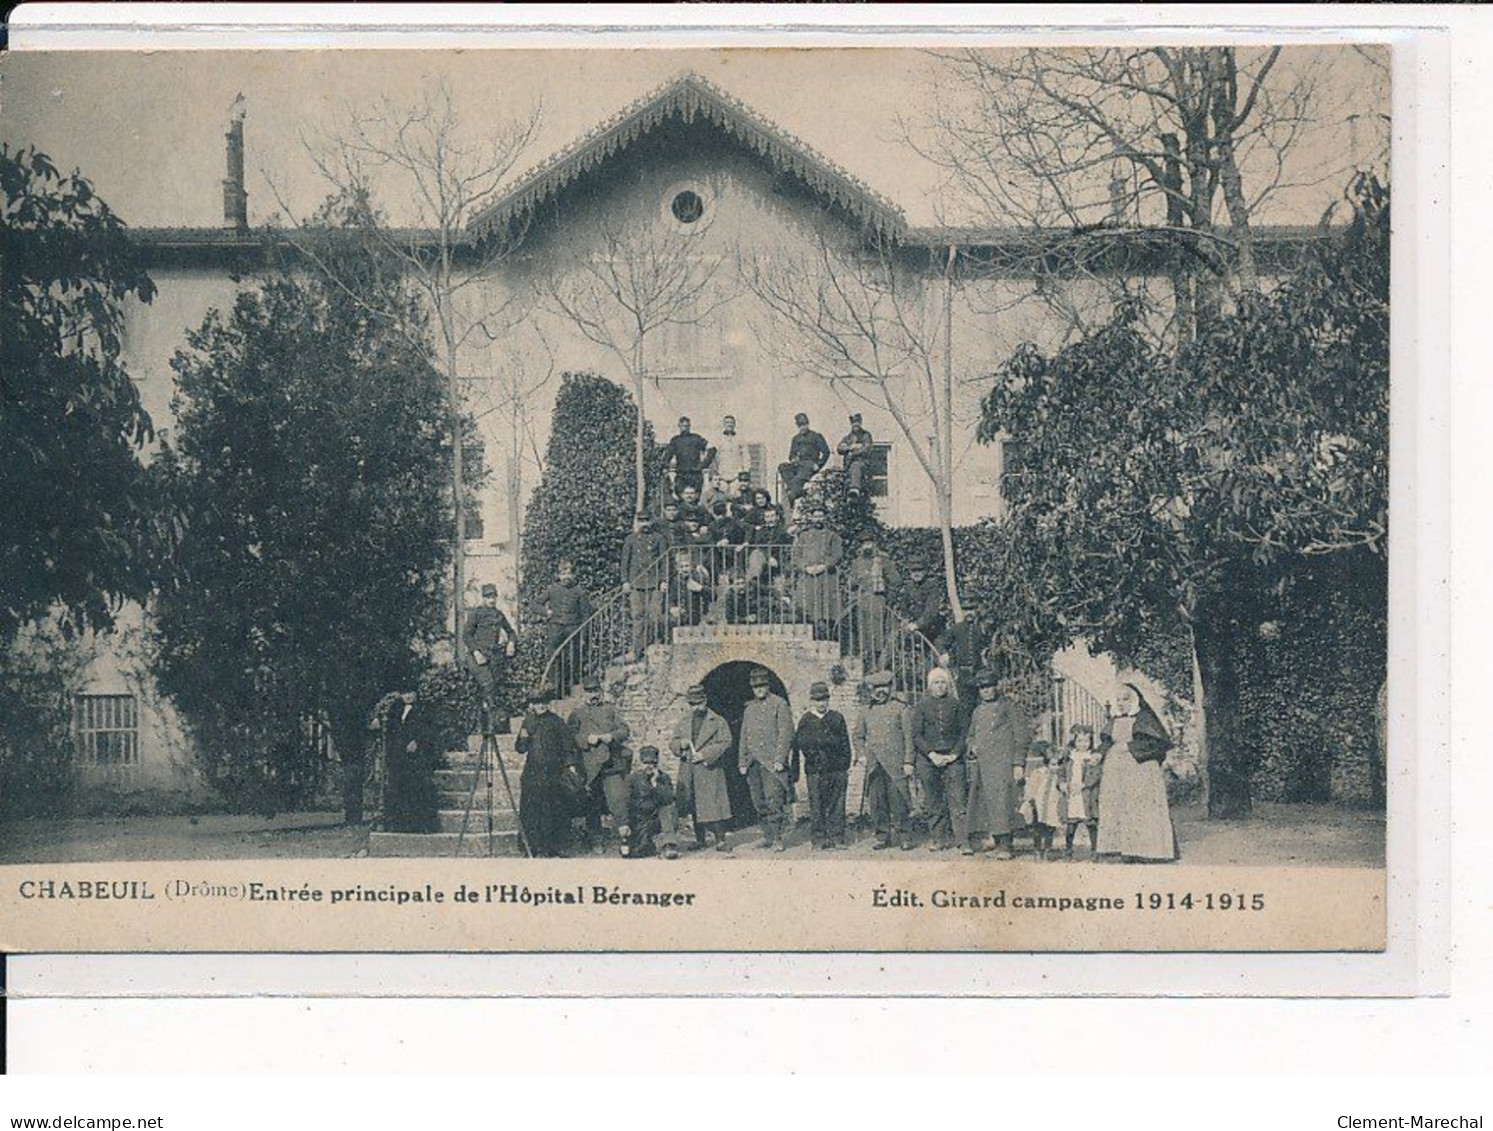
(670, 189), (705, 224)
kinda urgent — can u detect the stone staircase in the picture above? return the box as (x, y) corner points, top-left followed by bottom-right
(367, 721), (528, 858)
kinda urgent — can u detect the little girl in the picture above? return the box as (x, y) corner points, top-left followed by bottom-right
(1062, 725), (1103, 859)
(1020, 740), (1067, 861)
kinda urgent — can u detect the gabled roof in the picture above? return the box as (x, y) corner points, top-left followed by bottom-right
(468, 72), (908, 242)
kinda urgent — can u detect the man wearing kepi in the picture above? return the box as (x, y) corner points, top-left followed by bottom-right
(515, 687), (576, 858)
(777, 412), (830, 510)
(965, 667), (1031, 859)
(620, 512), (669, 661)
(464, 583), (517, 731)
(567, 675), (633, 847)
(836, 412), (875, 498)
(794, 681), (853, 850)
(909, 667), (970, 852)
(854, 672), (915, 850)
(621, 745), (680, 860)
(737, 667), (795, 851)
(671, 684), (735, 851)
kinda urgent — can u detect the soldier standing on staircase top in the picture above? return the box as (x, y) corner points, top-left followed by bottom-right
(662, 416), (714, 498)
(464, 583), (517, 732)
(567, 674), (633, 850)
(793, 502), (843, 640)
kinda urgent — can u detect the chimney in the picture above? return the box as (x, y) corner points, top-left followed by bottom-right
(222, 96), (248, 231)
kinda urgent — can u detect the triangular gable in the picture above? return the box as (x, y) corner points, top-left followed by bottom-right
(469, 72), (907, 241)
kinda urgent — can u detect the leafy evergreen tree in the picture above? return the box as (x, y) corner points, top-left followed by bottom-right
(1, 146), (161, 641)
(979, 176), (1389, 817)
(151, 194), (457, 819)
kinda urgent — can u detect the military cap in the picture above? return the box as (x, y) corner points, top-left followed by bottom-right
(849, 412), (863, 424)
(975, 668), (1003, 689)
(581, 675), (602, 693)
(686, 685), (707, 705)
(637, 744), (660, 763)
(480, 583), (498, 598)
(794, 412), (809, 425)
(525, 686), (554, 704)
(867, 671), (893, 688)
(809, 681), (830, 701)
(749, 667), (771, 686)
(737, 469), (752, 480)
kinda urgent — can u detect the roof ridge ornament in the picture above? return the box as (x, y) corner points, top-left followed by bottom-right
(469, 70), (907, 241)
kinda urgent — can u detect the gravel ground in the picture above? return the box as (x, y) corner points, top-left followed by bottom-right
(0, 801), (1384, 866)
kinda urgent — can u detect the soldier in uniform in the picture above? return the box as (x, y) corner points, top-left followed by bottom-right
(836, 412), (876, 498)
(621, 513), (669, 661)
(567, 674), (633, 848)
(777, 412), (831, 510)
(670, 684), (734, 851)
(846, 535), (901, 670)
(901, 562), (947, 643)
(675, 482), (711, 530)
(793, 502), (844, 640)
(854, 672), (915, 850)
(793, 681), (853, 850)
(620, 745), (680, 860)
(936, 600), (990, 714)
(662, 416), (713, 498)
(463, 583), (517, 731)
(542, 561), (593, 696)
(736, 667), (795, 851)
(515, 687), (578, 858)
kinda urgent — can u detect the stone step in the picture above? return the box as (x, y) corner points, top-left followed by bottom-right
(367, 830), (522, 858)
(438, 787), (523, 809)
(435, 767), (524, 793)
(436, 807), (518, 835)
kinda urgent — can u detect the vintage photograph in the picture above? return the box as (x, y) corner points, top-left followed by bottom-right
(0, 44), (1391, 951)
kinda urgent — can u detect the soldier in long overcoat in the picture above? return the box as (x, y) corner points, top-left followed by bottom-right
(566, 675), (633, 844)
(793, 502), (843, 638)
(853, 672), (914, 850)
(670, 684), (735, 851)
(965, 669), (1032, 858)
(736, 667), (795, 849)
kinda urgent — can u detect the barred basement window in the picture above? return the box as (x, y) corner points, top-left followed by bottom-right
(75, 694), (140, 766)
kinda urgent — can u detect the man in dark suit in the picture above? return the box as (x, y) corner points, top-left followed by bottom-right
(793, 681), (853, 850)
(464, 583), (517, 731)
(381, 692), (441, 834)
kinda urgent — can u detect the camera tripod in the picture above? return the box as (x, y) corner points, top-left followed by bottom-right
(455, 727), (529, 858)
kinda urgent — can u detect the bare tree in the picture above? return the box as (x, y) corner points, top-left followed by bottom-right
(740, 232), (972, 622)
(918, 46), (1377, 346)
(269, 83), (541, 657)
(537, 213), (730, 515)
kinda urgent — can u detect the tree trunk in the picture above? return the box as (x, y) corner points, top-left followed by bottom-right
(1188, 621), (1210, 812)
(631, 350), (648, 517)
(937, 489), (963, 623)
(1192, 612), (1253, 818)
